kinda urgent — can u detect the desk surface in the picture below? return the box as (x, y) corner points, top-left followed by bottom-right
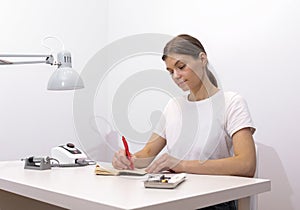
(0, 161), (270, 210)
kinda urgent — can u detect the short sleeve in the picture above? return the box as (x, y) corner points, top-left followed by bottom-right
(152, 99), (173, 139)
(152, 112), (166, 138)
(225, 93), (256, 137)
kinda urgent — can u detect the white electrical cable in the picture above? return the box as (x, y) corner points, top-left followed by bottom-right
(41, 36), (65, 54)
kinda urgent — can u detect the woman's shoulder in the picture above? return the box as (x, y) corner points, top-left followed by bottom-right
(223, 91), (245, 103)
(223, 91), (249, 111)
(162, 95), (186, 112)
(167, 95), (187, 104)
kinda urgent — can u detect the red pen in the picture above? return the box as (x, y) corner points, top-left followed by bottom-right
(122, 136), (134, 170)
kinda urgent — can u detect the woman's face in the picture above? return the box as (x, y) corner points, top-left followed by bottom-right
(164, 53), (207, 92)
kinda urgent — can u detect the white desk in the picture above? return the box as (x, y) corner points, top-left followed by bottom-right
(0, 161), (270, 210)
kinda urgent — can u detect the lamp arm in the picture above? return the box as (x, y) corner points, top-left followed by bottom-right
(0, 51), (84, 90)
(0, 54), (54, 65)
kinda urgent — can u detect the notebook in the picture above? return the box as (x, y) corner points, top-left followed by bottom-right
(94, 164), (147, 176)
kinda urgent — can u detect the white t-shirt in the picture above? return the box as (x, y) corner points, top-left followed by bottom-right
(153, 90), (255, 161)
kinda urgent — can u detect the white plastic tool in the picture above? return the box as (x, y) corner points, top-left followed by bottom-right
(51, 143), (87, 165)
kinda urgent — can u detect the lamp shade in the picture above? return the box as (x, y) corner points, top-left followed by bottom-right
(47, 66), (84, 90)
(47, 50), (84, 90)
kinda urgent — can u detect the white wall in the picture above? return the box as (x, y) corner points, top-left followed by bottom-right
(1, 0), (299, 209)
(0, 0), (109, 159)
(106, 1), (300, 209)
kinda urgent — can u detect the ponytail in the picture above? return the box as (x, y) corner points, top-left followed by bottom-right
(206, 68), (218, 87)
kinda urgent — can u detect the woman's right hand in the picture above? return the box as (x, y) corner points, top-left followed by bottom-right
(112, 149), (134, 170)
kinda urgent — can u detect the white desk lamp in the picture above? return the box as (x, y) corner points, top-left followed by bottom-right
(0, 50), (84, 90)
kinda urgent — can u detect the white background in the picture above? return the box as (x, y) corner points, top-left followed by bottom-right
(1, 0), (299, 209)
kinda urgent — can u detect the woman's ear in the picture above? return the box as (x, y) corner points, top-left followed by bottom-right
(198, 52), (208, 65)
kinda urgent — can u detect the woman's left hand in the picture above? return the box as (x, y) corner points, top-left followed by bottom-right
(145, 153), (184, 173)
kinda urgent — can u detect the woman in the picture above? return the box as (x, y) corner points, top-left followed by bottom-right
(112, 34), (256, 210)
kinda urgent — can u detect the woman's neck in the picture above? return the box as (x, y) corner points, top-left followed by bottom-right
(188, 81), (219, 101)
